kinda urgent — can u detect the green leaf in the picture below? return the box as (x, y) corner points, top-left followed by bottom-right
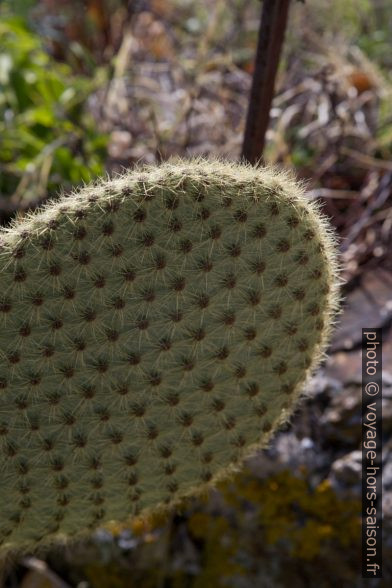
(0, 10), (108, 204)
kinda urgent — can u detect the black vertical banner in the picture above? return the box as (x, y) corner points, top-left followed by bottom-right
(362, 329), (382, 578)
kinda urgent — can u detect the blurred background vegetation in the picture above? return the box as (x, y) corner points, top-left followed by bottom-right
(0, 0), (391, 586)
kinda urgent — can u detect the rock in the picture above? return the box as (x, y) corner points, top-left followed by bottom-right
(329, 450), (362, 492)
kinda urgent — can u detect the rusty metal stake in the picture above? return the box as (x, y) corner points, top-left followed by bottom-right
(241, 0), (292, 165)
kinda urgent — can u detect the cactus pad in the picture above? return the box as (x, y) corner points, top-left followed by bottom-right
(0, 159), (340, 554)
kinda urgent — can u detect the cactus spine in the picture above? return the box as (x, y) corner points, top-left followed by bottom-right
(0, 158), (340, 555)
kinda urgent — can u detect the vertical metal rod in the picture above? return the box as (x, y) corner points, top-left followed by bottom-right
(241, 0), (292, 165)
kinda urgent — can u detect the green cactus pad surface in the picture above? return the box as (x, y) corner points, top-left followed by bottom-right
(0, 159), (340, 555)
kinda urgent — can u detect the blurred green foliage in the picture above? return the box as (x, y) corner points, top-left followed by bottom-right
(304, 0), (372, 37)
(0, 14), (108, 204)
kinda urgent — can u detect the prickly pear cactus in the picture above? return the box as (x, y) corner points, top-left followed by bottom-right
(0, 158), (340, 555)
